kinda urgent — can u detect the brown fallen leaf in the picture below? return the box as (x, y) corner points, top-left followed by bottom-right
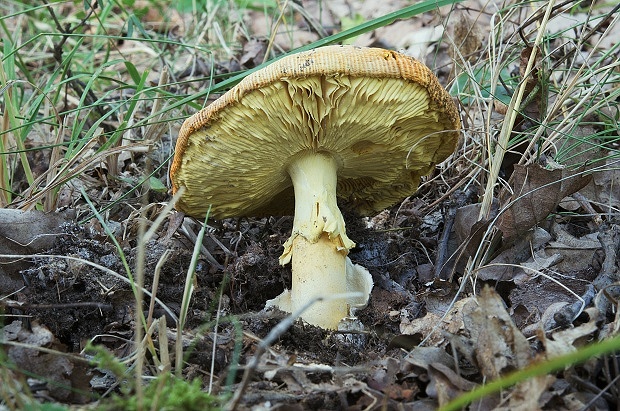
(497, 46), (549, 177)
(0, 209), (74, 293)
(447, 11), (483, 67)
(403, 346), (455, 375)
(461, 286), (532, 379)
(578, 154), (620, 209)
(426, 362), (482, 408)
(518, 46), (547, 128)
(239, 38), (267, 68)
(3, 320), (91, 402)
(452, 202), (499, 275)
(445, 287), (558, 409)
(135, 0), (184, 34)
(497, 163), (591, 243)
(539, 307), (601, 359)
(475, 226), (551, 282)
(494, 374), (555, 411)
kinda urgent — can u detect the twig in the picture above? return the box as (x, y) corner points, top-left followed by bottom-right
(435, 189), (475, 279)
(551, 284), (596, 329)
(179, 222), (223, 269)
(2, 301), (113, 311)
(593, 224), (620, 315)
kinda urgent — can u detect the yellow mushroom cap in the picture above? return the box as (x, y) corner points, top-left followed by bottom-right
(170, 45), (460, 219)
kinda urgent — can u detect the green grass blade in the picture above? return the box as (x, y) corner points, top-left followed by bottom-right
(441, 334), (620, 411)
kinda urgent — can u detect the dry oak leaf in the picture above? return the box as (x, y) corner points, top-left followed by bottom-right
(497, 163), (591, 243)
(462, 286), (532, 380)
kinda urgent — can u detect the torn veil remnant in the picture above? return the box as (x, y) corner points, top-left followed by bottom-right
(170, 45), (461, 329)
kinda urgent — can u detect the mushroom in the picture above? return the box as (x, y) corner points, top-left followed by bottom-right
(170, 45), (460, 329)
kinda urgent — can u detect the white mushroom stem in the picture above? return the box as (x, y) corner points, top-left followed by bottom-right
(283, 152), (355, 259)
(266, 152), (371, 329)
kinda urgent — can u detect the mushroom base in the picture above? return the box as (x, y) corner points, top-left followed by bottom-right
(266, 233), (374, 329)
(267, 233), (348, 329)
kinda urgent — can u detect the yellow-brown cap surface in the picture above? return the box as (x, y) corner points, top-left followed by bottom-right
(170, 45), (460, 219)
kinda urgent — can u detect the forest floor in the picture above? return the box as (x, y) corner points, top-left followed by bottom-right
(1, 0), (619, 409)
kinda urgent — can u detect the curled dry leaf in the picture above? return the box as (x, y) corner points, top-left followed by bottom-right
(494, 374), (556, 411)
(426, 362), (479, 407)
(239, 38), (267, 68)
(538, 307), (600, 359)
(592, 225), (620, 315)
(367, 357), (420, 402)
(546, 222), (600, 272)
(461, 286), (532, 380)
(399, 297), (469, 346)
(476, 226), (551, 282)
(497, 163), (591, 244)
(0, 209), (74, 293)
(3, 321), (90, 402)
